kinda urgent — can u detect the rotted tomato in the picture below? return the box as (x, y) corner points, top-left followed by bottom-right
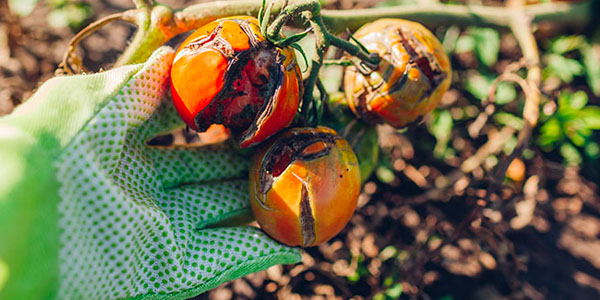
(249, 126), (361, 247)
(170, 16), (302, 148)
(344, 18), (452, 128)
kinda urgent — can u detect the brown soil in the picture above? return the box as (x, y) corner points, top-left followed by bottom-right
(1, 0), (599, 299)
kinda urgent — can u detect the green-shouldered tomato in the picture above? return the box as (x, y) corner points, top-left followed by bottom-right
(249, 127), (361, 247)
(170, 16), (302, 148)
(344, 19), (452, 127)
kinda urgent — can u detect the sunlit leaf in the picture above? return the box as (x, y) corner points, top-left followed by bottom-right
(376, 166), (396, 184)
(493, 112), (524, 130)
(290, 32), (315, 73)
(495, 82), (517, 105)
(537, 117), (562, 148)
(581, 106), (600, 129)
(470, 27), (500, 67)
(551, 35), (586, 54)
(454, 35), (475, 53)
(429, 109), (453, 158)
(565, 121), (589, 146)
(568, 90), (588, 110)
(8, 0), (38, 16)
(385, 283), (403, 298)
(560, 142), (582, 165)
(464, 72), (516, 104)
(464, 72), (489, 100)
(47, 3), (92, 30)
(582, 44), (600, 96)
(503, 135), (518, 156)
(544, 54), (584, 83)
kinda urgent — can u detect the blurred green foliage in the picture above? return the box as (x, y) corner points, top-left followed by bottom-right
(537, 33), (600, 176)
(537, 90), (600, 165)
(8, 0), (92, 31)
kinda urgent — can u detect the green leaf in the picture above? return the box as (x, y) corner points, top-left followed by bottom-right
(385, 283), (403, 299)
(585, 141), (600, 159)
(544, 54), (584, 83)
(537, 117), (562, 148)
(373, 293), (386, 300)
(493, 112), (524, 130)
(581, 106), (600, 129)
(568, 90), (588, 109)
(376, 166), (396, 184)
(429, 109), (453, 158)
(582, 44), (600, 96)
(503, 135), (518, 156)
(470, 27), (500, 67)
(495, 82), (517, 105)
(454, 35), (475, 53)
(560, 142), (583, 165)
(464, 72), (515, 104)
(274, 30), (309, 47)
(464, 72), (490, 100)
(565, 121), (589, 146)
(289, 43), (309, 73)
(551, 35), (586, 54)
(8, 0), (38, 16)
(291, 32), (315, 72)
(47, 3), (92, 30)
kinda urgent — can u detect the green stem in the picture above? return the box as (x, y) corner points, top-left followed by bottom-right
(301, 11), (326, 124)
(327, 34), (379, 68)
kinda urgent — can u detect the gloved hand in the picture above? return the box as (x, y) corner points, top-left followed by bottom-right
(0, 46), (301, 300)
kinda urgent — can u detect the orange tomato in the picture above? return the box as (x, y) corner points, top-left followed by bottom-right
(249, 127), (361, 247)
(170, 16), (302, 148)
(344, 19), (452, 127)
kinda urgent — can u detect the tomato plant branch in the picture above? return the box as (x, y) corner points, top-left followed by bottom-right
(492, 13), (541, 183)
(110, 0), (590, 67)
(320, 1), (592, 33)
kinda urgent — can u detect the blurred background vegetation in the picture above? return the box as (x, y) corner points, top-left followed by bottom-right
(1, 0), (599, 299)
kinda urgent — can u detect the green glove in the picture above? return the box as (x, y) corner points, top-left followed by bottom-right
(0, 46), (301, 300)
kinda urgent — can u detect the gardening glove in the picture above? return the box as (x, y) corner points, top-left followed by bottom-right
(0, 46), (301, 300)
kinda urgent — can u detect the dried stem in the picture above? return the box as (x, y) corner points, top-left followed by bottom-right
(57, 12), (136, 74)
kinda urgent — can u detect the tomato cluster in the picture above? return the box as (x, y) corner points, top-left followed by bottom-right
(170, 16), (451, 247)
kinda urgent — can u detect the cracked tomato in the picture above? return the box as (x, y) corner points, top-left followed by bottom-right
(170, 16), (302, 148)
(249, 126), (360, 247)
(344, 19), (452, 127)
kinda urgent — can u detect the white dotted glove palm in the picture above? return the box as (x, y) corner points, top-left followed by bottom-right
(0, 47), (300, 300)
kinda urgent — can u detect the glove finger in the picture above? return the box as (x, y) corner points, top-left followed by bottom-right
(143, 145), (248, 188)
(155, 180), (253, 232)
(168, 226), (300, 298)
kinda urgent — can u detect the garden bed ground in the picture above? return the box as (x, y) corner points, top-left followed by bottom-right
(1, 0), (599, 299)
